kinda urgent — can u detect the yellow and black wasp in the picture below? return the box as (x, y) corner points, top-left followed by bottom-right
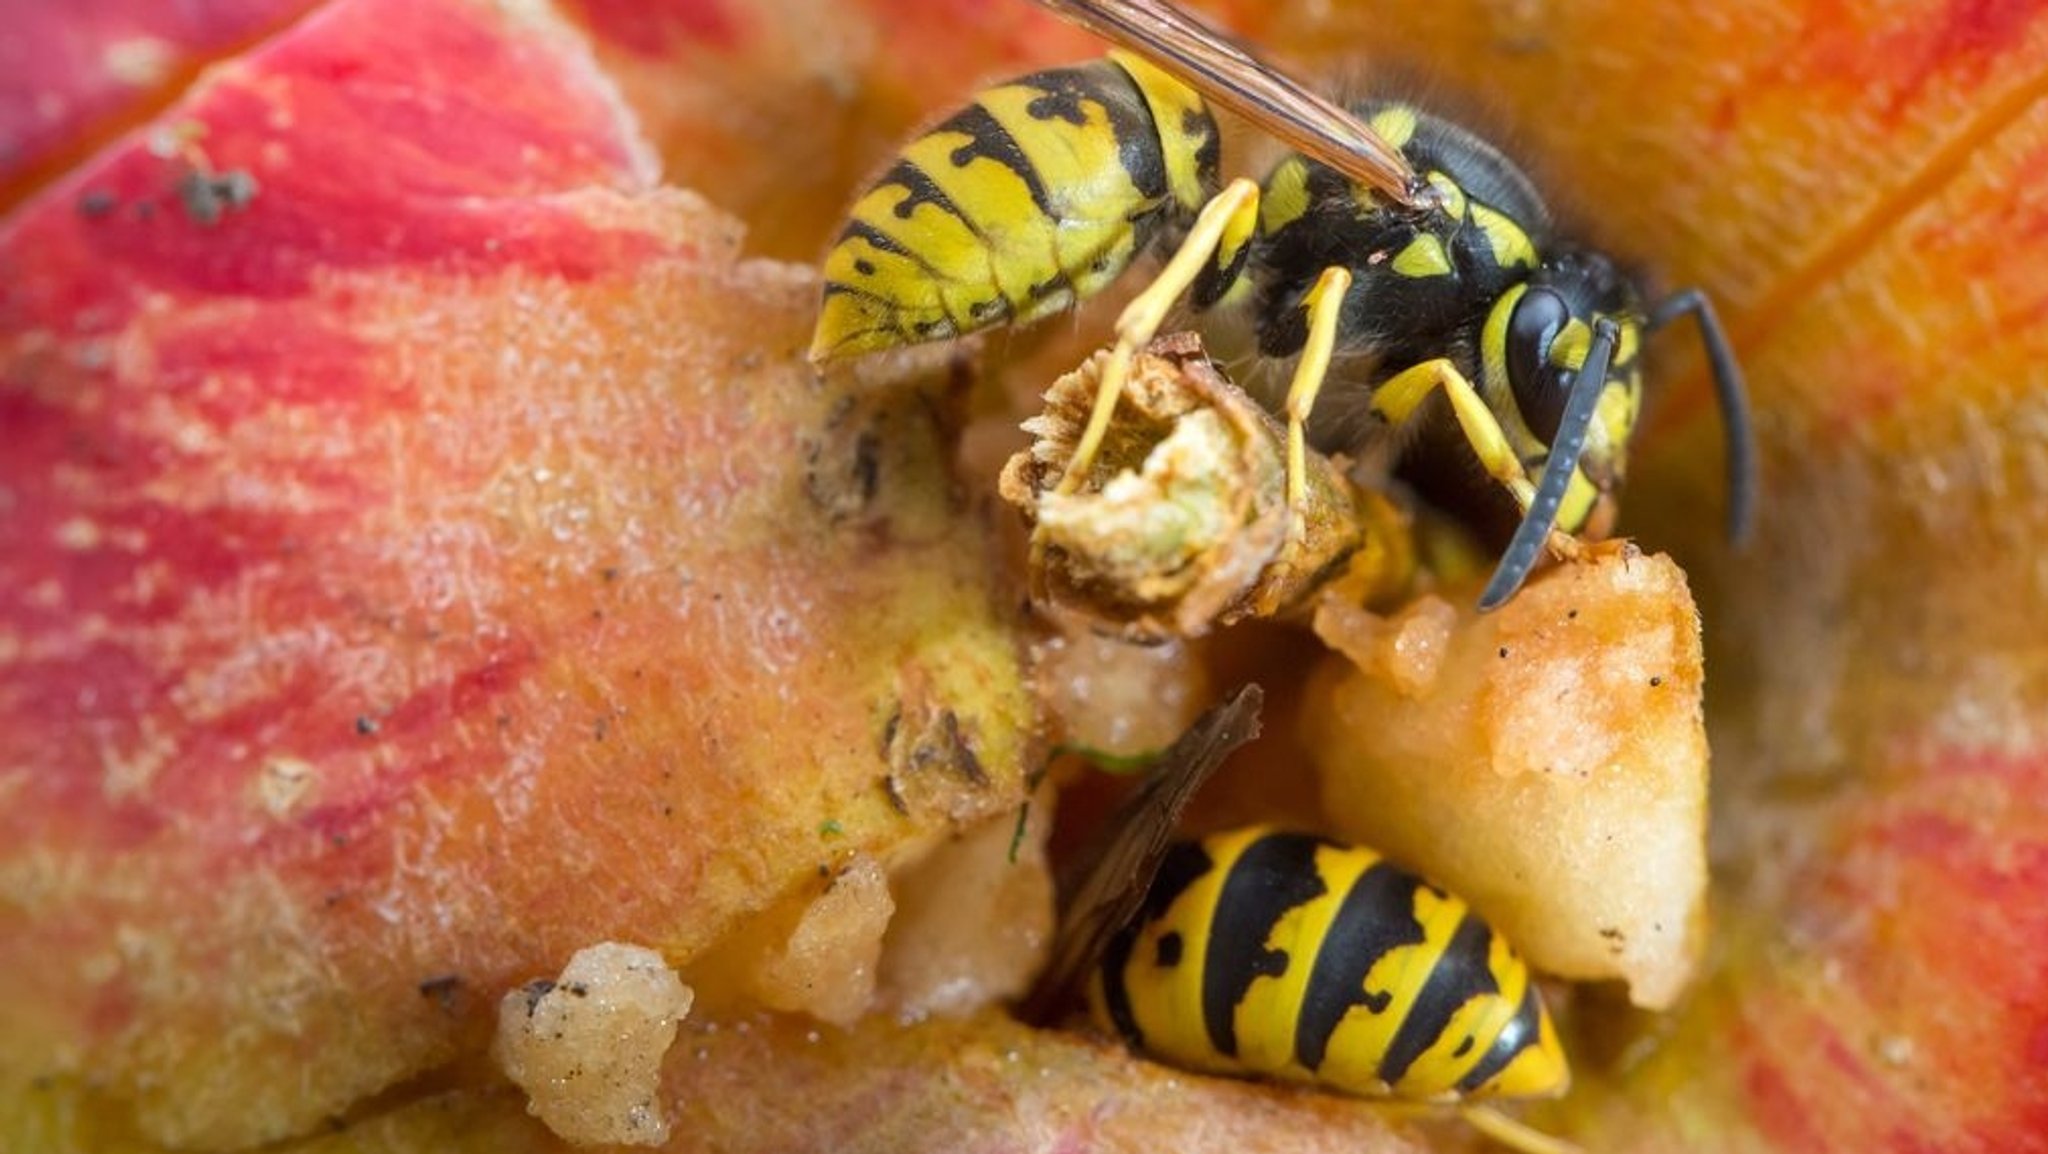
(809, 0), (1755, 608)
(1025, 687), (1576, 1154)
(1096, 826), (1573, 1153)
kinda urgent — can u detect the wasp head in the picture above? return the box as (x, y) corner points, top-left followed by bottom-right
(1496, 250), (1644, 541)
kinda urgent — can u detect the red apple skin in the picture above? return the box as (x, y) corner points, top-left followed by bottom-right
(0, 0), (322, 209)
(1, 0), (1036, 1147)
(1731, 748), (2048, 1153)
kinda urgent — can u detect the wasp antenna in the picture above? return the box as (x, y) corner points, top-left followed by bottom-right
(1650, 289), (1757, 546)
(1478, 318), (1619, 612)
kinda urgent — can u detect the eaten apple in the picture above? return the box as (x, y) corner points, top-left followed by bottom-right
(7, 0), (2048, 1152)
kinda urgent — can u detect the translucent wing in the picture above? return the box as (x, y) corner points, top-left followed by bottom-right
(1037, 0), (1424, 207)
(1017, 683), (1264, 1024)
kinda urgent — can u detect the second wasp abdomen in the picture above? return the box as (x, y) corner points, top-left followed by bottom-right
(810, 52), (1218, 362)
(1091, 826), (1568, 1102)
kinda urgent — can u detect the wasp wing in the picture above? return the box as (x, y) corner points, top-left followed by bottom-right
(1018, 682), (1264, 1025)
(1036, 0), (1422, 206)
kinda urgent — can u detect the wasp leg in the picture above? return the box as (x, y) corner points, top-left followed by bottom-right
(1372, 358), (1540, 512)
(1279, 265), (1353, 528)
(1055, 177), (1262, 496)
(1460, 1106), (1583, 1154)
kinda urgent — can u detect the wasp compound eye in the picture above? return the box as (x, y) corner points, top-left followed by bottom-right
(1505, 286), (1572, 446)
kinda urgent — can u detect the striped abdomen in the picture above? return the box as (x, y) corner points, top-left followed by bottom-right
(809, 51), (1219, 362)
(1090, 826), (1568, 1102)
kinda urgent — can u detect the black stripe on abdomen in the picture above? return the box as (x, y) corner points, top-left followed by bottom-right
(1455, 975), (1544, 1093)
(936, 102), (1054, 220)
(1379, 913), (1500, 1087)
(1201, 833), (1328, 1059)
(878, 158), (970, 228)
(1293, 860), (1428, 1071)
(1102, 838), (1219, 1051)
(1097, 921), (1146, 1049)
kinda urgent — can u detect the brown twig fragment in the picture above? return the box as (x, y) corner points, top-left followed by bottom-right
(999, 333), (1411, 639)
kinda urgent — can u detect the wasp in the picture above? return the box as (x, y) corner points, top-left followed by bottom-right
(1096, 825), (1573, 1154)
(810, 0), (1755, 609)
(1024, 689), (1576, 1154)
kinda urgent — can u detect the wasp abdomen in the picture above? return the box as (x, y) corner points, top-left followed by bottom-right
(811, 52), (1219, 362)
(1091, 825), (1569, 1103)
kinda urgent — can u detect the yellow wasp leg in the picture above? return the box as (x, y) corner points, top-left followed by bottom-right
(1280, 265), (1353, 527)
(1461, 1106), (1583, 1154)
(1054, 177), (1262, 496)
(1372, 358), (1539, 513)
